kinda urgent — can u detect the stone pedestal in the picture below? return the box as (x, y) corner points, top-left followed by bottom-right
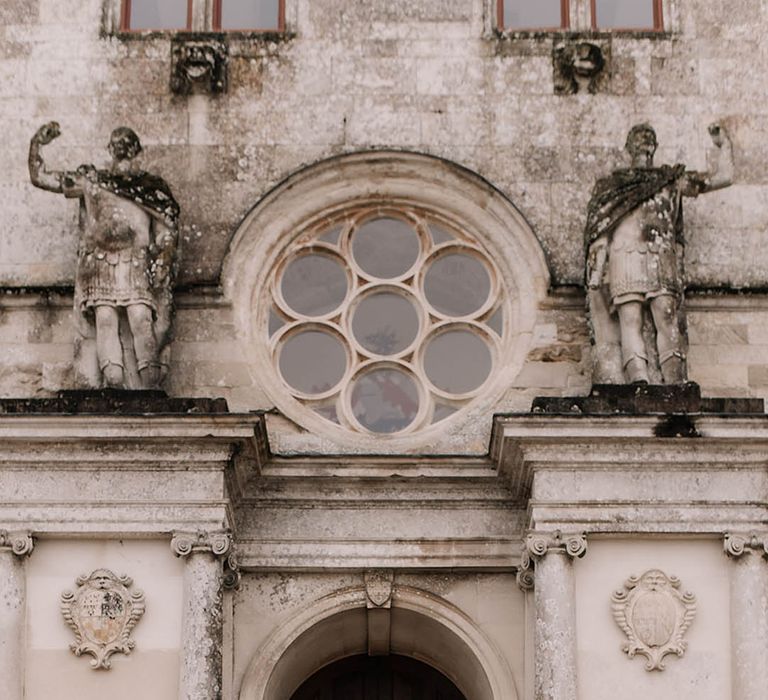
(0, 532), (33, 700)
(172, 532), (233, 700)
(525, 532), (586, 700)
(724, 534), (768, 700)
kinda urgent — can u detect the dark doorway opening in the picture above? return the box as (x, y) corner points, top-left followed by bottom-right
(290, 653), (467, 700)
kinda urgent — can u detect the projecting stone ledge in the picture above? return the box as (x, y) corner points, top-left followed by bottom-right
(0, 389), (229, 414)
(531, 382), (764, 416)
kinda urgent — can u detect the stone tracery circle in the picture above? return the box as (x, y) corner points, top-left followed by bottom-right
(267, 206), (506, 436)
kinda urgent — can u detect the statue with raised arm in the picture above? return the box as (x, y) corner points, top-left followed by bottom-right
(585, 122), (733, 385)
(29, 122), (180, 389)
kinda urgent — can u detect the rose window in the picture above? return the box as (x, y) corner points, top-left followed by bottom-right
(267, 206), (505, 436)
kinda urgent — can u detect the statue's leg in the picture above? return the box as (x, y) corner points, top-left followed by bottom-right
(650, 295), (686, 384)
(94, 306), (124, 387)
(616, 301), (649, 383)
(127, 303), (160, 389)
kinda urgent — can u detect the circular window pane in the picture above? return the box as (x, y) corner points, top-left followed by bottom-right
(279, 330), (347, 395)
(352, 292), (419, 356)
(351, 367), (419, 433)
(352, 218), (420, 279)
(424, 253), (491, 317)
(281, 254), (347, 317)
(424, 330), (492, 394)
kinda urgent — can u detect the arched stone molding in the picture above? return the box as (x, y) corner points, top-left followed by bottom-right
(238, 583), (519, 700)
(222, 150), (551, 451)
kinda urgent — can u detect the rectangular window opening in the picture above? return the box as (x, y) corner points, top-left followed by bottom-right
(214, 0), (285, 32)
(591, 0), (663, 30)
(121, 0), (193, 31)
(498, 0), (569, 31)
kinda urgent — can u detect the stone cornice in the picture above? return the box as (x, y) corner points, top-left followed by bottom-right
(0, 530), (34, 557)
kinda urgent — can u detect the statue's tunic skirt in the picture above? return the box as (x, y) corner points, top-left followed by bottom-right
(78, 247), (156, 311)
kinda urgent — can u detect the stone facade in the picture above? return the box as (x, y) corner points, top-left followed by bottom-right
(2, 0), (768, 698)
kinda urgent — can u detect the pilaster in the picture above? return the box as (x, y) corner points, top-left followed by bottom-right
(724, 533), (768, 700)
(0, 531), (34, 700)
(172, 531), (233, 700)
(521, 531), (586, 700)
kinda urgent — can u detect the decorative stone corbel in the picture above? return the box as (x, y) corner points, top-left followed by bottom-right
(364, 570), (394, 656)
(553, 39), (606, 95)
(170, 35), (228, 95)
(223, 550), (241, 591)
(0, 530), (34, 557)
(611, 569), (696, 671)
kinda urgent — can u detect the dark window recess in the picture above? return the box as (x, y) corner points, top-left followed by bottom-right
(591, 0), (663, 30)
(498, 0), (569, 30)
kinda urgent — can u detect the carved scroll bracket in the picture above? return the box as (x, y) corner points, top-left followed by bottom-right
(517, 531), (587, 591)
(724, 532), (768, 559)
(171, 530), (232, 560)
(612, 569), (696, 671)
(0, 530), (34, 557)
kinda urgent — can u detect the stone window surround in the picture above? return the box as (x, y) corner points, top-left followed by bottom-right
(102, 0), (294, 36)
(223, 151), (550, 452)
(489, 0), (679, 37)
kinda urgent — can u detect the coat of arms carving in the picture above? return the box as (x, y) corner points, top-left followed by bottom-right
(61, 569), (146, 669)
(611, 569), (696, 671)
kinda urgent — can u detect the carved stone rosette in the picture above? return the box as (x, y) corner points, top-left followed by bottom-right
(611, 569), (696, 671)
(61, 569), (146, 670)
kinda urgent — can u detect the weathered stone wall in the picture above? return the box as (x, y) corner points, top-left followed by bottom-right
(2, 0), (768, 449)
(2, 0), (767, 287)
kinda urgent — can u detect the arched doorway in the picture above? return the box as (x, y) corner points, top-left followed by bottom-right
(290, 654), (467, 700)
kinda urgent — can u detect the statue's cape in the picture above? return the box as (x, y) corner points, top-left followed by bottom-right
(79, 166), (180, 227)
(584, 164), (686, 247)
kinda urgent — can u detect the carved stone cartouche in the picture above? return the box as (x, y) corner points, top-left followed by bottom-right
(611, 569), (696, 671)
(60, 569), (146, 670)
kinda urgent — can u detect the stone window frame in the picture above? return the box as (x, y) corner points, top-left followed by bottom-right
(103, 0), (294, 35)
(491, 0), (678, 36)
(223, 151), (550, 452)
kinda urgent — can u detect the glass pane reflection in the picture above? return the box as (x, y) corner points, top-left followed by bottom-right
(352, 293), (419, 355)
(129, 0), (188, 29)
(351, 367), (419, 433)
(280, 330), (346, 394)
(352, 218), (420, 279)
(424, 253), (491, 317)
(594, 0), (655, 28)
(220, 0), (280, 29)
(503, 0), (563, 28)
(425, 330), (491, 394)
(281, 254), (347, 317)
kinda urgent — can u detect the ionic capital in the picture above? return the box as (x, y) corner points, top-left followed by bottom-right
(0, 530), (34, 557)
(525, 531), (588, 561)
(171, 530), (232, 559)
(724, 532), (768, 559)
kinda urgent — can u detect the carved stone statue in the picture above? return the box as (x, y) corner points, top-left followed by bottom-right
(585, 123), (733, 384)
(29, 123), (179, 389)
